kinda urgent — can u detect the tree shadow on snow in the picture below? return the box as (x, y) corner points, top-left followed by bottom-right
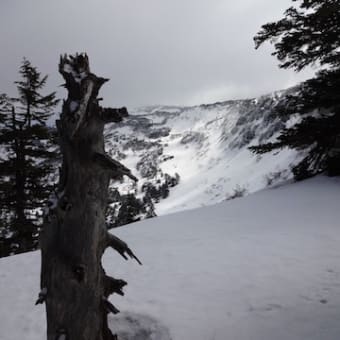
(109, 312), (172, 340)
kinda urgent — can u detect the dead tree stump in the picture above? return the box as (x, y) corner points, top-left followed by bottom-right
(39, 53), (140, 340)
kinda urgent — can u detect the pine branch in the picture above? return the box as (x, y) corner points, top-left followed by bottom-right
(248, 142), (284, 154)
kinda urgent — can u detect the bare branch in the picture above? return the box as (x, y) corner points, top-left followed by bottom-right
(104, 275), (127, 297)
(102, 297), (120, 314)
(35, 287), (47, 305)
(93, 152), (138, 181)
(107, 233), (142, 265)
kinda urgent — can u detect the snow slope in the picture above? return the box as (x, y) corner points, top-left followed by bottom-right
(1, 176), (340, 340)
(105, 89), (303, 216)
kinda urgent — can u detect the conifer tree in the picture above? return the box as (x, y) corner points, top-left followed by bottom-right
(249, 0), (340, 179)
(0, 59), (59, 257)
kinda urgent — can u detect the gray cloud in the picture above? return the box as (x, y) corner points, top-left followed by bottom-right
(0, 0), (314, 109)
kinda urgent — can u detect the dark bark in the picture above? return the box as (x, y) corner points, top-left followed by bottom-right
(39, 53), (139, 340)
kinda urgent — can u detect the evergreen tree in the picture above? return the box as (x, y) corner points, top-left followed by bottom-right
(106, 187), (156, 229)
(0, 59), (59, 257)
(249, 0), (340, 179)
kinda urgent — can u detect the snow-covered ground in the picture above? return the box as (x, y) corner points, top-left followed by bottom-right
(1, 176), (340, 340)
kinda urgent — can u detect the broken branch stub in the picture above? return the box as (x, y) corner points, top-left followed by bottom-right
(107, 232), (142, 265)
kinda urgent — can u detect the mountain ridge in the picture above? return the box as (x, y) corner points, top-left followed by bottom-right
(105, 86), (304, 220)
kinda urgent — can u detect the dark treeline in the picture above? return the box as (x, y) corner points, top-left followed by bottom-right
(0, 60), (157, 258)
(0, 60), (59, 257)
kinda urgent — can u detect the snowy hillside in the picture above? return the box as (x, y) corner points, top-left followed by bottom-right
(1, 176), (340, 340)
(106, 88), (303, 216)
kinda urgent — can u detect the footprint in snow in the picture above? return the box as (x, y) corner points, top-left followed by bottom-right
(108, 312), (172, 340)
(249, 303), (283, 313)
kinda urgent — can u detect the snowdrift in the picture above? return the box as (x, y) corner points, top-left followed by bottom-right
(1, 176), (340, 340)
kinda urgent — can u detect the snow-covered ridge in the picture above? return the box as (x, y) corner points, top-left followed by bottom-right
(105, 88), (302, 215)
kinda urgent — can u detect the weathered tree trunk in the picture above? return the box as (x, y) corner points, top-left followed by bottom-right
(39, 54), (140, 340)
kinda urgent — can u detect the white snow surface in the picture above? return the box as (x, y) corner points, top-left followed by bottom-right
(105, 90), (304, 216)
(1, 176), (340, 340)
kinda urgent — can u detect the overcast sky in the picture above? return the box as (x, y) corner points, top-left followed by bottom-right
(0, 0), (314, 109)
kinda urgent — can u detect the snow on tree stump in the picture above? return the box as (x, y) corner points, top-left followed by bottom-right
(39, 53), (140, 340)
